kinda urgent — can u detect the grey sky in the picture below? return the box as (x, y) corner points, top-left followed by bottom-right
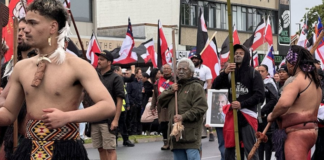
(290, 0), (322, 35)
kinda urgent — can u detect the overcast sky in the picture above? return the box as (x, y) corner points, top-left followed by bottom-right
(290, 0), (323, 35)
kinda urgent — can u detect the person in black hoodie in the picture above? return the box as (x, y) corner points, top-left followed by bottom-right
(212, 44), (265, 160)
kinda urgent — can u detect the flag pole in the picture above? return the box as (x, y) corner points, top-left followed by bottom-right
(227, 0), (241, 160)
(64, 0), (86, 60)
(20, 0), (26, 12)
(198, 31), (217, 55)
(310, 29), (324, 55)
(12, 17), (19, 152)
(172, 29), (178, 112)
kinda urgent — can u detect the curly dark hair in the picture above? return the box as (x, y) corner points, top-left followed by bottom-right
(289, 45), (321, 88)
(27, 0), (68, 31)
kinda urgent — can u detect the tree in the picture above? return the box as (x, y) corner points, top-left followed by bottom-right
(299, 0), (324, 39)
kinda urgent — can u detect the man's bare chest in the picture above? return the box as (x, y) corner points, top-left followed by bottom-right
(19, 64), (80, 96)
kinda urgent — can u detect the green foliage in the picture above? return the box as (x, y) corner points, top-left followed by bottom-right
(300, 2), (324, 38)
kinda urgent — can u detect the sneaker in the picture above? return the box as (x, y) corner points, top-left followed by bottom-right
(123, 140), (135, 147)
(209, 133), (215, 142)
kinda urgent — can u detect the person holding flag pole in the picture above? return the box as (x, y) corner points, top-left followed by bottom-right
(212, 1), (265, 160)
(226, 1), (241, 159)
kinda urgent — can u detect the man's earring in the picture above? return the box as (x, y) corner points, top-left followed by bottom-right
(48, 37), (51, 46)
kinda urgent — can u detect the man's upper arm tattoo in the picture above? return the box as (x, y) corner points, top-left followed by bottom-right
(283, 76), (296, 89)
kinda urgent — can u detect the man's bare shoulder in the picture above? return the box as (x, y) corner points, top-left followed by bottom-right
(64, 53), (97, 77)
(283, 76), (296, 88)
(65, 54), (93, 69)
(13, 57), (37, 71)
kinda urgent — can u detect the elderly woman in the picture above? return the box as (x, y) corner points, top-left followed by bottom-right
(158, 58), (208, 160)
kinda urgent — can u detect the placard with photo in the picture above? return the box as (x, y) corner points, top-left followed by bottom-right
(206, 89), (229, 127)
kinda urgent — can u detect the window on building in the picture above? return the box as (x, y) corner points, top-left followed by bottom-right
(241, 7), (247, 31)
(232, 6), (237, 28)
(220, 4), (227, 29)
(216, 4), (221, 29)
(247, 8), (253, 31)
(70, 0), (92, 22)
(181, 3), (197, 26)
(208, 5), (216, 28)
(180, 1), (278, 34)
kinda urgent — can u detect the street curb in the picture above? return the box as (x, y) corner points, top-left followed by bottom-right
(83, 136), (163, 149)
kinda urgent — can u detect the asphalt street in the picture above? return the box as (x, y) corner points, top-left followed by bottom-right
(86, 138), (222, 160)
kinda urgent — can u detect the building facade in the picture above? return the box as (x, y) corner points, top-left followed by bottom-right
(2, 0), (290, 66)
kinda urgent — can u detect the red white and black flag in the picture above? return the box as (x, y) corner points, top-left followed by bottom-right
(157, 20), (169, 68)
(196, 9), (221, 79)
(114, 18), (137, 64)
(141, 38), (157, 67)
(220, 25), (240, 65)
(252, 52), (259, 68)
(252, 19), (266, 50)
(165, 44), (173, 65)
(264, 16), (273, 47)
(196, 8), (208, 55)
(243, 19), (266, 50)
(86, 33), (101, 67)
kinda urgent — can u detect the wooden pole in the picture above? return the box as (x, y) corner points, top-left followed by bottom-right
(5, 0), (8, 6)
(227, 0), (241, 160)
(20, 0), (26, 12)
(247, 122), (272, 160)
(12, 17), (18, 152)
(64, 0), (87, 60)
(172, 29), (178, 115)
(199, 31), (217, 56)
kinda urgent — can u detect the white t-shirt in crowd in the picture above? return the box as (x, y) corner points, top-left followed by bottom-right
(193, 64), (212, 89)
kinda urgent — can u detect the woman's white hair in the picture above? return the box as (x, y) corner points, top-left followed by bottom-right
(177, 57), (195, 72)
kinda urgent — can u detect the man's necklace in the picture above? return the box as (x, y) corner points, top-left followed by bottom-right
(36, 54), (51, 66)
(31, 54), (52, 87)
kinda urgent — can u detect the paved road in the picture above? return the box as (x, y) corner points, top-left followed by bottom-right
(87, 138), (222, 160)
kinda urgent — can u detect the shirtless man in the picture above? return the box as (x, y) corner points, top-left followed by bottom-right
(267, 45), (322, 160)
(0, 0), (115, 159)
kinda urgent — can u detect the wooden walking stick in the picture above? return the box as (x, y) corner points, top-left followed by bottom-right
(227, 0), (241, 159)
(169, 28), (184, 141)
(247, 122), (272, 160)
(12, 17), (19, 152)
